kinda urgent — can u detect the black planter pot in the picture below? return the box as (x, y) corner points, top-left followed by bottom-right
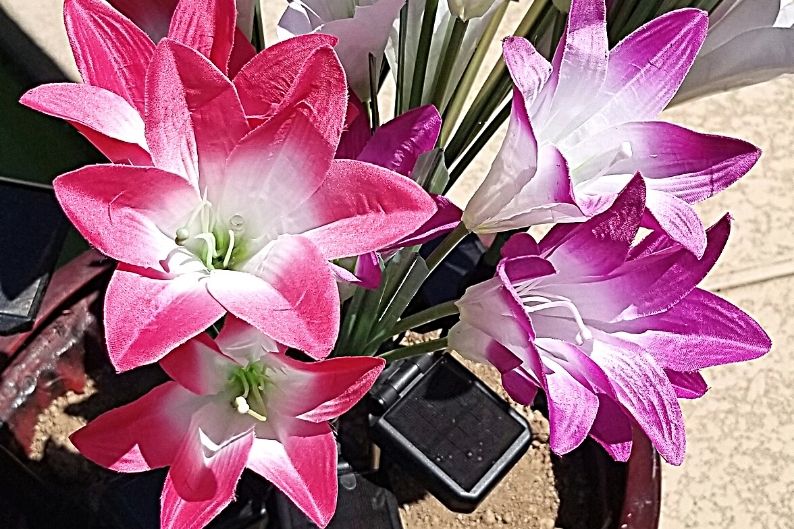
(0, 251), (660, 529)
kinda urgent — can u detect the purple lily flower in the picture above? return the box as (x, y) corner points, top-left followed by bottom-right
(450, 176), (771, 464)
(463, 0), (761, 258)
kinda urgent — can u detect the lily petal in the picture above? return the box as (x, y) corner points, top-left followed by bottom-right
(20, 83), (150, 165)
(145, 39), (249, 189)
(247, 421), (337, 528)
(109, 0), (179, 41)
(209, 236), (339, 359)
(65, 0), (154, 113)
(168, 0), (236, 74)
(643, 189), (706, 258)
(502, 36), (553, 110)
(53, 164), (197, 268)
(70, 382), (200, 472)
(543, 356), (599, 454)
(289, 159), (437, 260)
(160, 333), (236, 396)
(105, 265), (226, 372)
(666, 370), (709, 399)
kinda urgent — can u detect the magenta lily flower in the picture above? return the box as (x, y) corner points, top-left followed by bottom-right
(20, 0), (257, 164)
(450, 176), (770, 464)
(336, 102), (462, 288)
(463, 0), (761, 257)
(52, 39), (436, 371)
(71, 317), (385, 528)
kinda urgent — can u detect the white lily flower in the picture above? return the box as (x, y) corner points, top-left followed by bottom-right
(448, 0), (498, 21)
(674, 0), (794, 103)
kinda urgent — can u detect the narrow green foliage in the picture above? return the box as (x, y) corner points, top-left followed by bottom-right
(410, 0), (440, 109)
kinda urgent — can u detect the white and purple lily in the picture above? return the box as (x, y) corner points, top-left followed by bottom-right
(463, 0), (761, 258)
(450, 176), (771, 464)
(71, 317), (385, 528)
(50, 39), (436, 371)
(674, 0), (794, 103)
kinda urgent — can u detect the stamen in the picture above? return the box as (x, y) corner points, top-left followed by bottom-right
(223, 229), (235, 268)
(193, 233), (217, 268)
(521, 295), (592, 345)
(175, 228), (190, 245)
(234, 396), (267, 422)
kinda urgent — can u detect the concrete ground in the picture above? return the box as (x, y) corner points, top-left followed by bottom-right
(2, 0), (792, 527)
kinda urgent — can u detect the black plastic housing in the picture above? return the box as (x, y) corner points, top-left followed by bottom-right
(368, 353), (531, 512)
(0, 177), (68, 335)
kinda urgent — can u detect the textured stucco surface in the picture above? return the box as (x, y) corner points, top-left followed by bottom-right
(3, 0), (792, 527)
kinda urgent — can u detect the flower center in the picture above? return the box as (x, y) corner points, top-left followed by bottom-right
(174, 190), (248, 270)
(515, 284), (592, 345)
(227, 362), (271, 422)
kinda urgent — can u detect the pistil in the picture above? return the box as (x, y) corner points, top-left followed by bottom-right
(520, 293), (592, 345)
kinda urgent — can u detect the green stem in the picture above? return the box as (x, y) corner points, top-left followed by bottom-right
(395, 4), (409, 115)
(694, 0), (721, 12)
(424, 222), (470, 274)
(391, 300), (460, 336)
(431, 17), (469, 111)
(368, 53), (380, 130)
(379, 337), (449, 362)
(448, 98), (510, 185)
(440, 0), (509, 146)
(410, 0), (440, 109)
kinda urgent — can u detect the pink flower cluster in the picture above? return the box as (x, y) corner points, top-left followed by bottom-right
(21, 0), (773, 527)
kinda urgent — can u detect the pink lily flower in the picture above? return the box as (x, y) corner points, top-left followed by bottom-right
(71, 317), (385, 528)
(337, 101), (462, 288)
(52, 39), (436, 371)
(463, 0), (761, 258)
(20, 0), (258, 164)
(450, 176), (770, 464)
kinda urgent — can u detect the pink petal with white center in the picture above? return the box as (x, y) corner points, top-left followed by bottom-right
(65, 0), (154, 113)
(614, 287), (771, 371)
(145, 39), (249, 188)
(542, 357), (599, 455)
(465, 93), (583, 233)
(541, 174), (645, 276)
(554, 214), (731, 323)
(160, 333), (237, 396)
(20, 83), (150, 164)
(289, 159), (437, 260)
(589, 332), (685, 465)
(580, 9), (707, 134)
(643, 190), (706, 258)
(216, 315), (284, 362)
(109, 0), (179, 41)
(105, 265), (226, 372)
(666, 370), (708, 399)
(502, 36), (553, 110)
(574, 121), (761, 203)
(501, 366), (540, 406)
(167, 401), (254, 502)
(541, 0), (609, 140)
(248, 421), (338, 528)
(264, 354), (385, 423)
(168, 0), (236, 73)
(209, 236), (339, 359)
(219, 110), (332, 233)
(161, 429), (254, 528)
(357, 105), (442, 177)
(589, 395), (633, 461)
(501, 232), (540, 259)
(53, 165), (198, 268)
(233, 34), (339, 124)
(70, 382), (200, 472)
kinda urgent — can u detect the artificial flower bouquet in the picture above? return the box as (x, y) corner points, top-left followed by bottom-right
(19, 0), (788, 526)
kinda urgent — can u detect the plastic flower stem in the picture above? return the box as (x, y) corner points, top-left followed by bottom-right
(369, 53), (381, 130)
(445, 0), (550, 163)
(409, 0), (440, 109)
(619, 0), (665, 41)
(335, 287), (367, 356)
(424, 222), (470, 274)
(447, 97), (510, 186)
(694, 0), (721, 12)
(395, 4), (409, 115)
(440, 0), (509, 146)
(379, 337), (449, 362)
(432, 17), (469, 111)
(251, 0), (266, 52)
(655, 0), (682, 16)
(391, 300), (460, 336)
